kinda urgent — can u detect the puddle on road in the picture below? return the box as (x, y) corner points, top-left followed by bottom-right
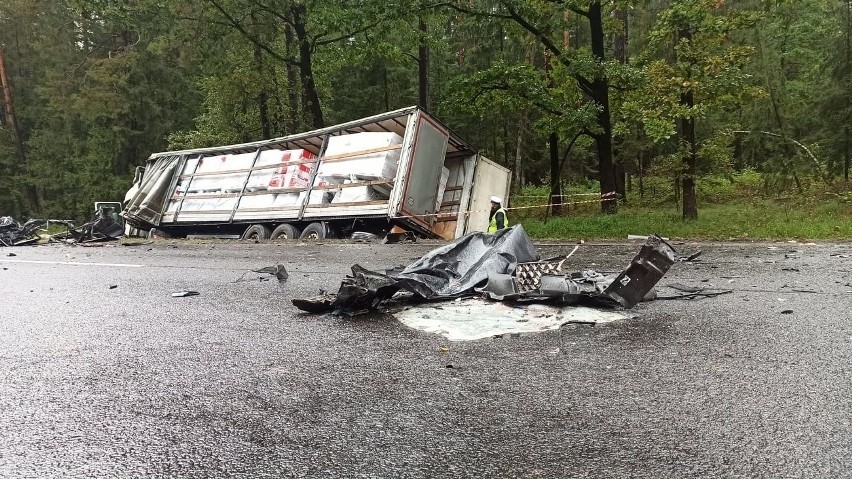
(394, 298), (630, 341)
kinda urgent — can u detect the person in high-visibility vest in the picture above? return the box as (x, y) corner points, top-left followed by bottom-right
(488, 195), (509, 233)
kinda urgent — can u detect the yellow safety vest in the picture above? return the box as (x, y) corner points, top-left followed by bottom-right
(488, 208), (509, 233)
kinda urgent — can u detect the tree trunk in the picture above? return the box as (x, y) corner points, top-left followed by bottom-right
(845, 124), (850, 182)
(549, 132), (562, 216)
(680, 111), (698, 219)
(513, 115), (525, 192)
(291, 5), (324, 128)
(254, 43), (271, 138)
(612, 6), (628, 203)
(382, 66), (390, 111)
(588, 2), (618, 213)
(844, 0), (850, 181)
(283, 18), (301, 133)
(418, 16), (430, 111)
(677, 26), (697, 220)
(0, 48), (39, 212)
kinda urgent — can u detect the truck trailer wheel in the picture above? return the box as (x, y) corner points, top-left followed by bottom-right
(241, 224), (271, 241)
(270, 223), (301, 240)
(299, 222), (329, 240)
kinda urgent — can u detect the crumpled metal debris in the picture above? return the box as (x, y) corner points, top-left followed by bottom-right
(293, 226), (679, 316)
(657, 283), (733, 300)
(171, 290), (200, 297)
(0, 217), (40, 246)
(253, 264), (288, 282)
(603, 234), (677, 307)
(0, 217), (76, 246)
(64, 211), (124, 243)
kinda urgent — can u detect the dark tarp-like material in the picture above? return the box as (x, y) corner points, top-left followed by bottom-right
(294, 225), (540, 313)
(386, 225), (539, 299)
(293, 229), (680, 315)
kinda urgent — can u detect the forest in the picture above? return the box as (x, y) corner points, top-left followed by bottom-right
(0, 0), (850, 227)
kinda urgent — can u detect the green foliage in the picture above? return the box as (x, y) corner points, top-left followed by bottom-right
(0, 0), (849, 224)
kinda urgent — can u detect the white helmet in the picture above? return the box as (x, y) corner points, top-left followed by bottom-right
(490, 195), (503, 204)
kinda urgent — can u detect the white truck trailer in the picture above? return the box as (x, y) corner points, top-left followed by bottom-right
(122, 107), (511, 240)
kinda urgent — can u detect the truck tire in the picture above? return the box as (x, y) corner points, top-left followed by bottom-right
(241, 224), (271, 241)
(270, 223), (301, 240)
(299, 222), (329, 240)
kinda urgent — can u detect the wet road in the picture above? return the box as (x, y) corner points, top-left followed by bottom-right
(1, 239), (851, 478)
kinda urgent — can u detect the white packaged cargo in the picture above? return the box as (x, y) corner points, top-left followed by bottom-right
(196, 153), (254, 192)
(317, 132), (402, 180)
(237, 194), (276, 209)
(268, 149), (316, 191)
(246, 150), (300, 192)
(172, 198), (217, 212)
(272, 193), (301, 207)
(332, 182), (385, 204)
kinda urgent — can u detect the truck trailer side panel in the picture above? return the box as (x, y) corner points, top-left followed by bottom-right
(123, 107), (508, 240)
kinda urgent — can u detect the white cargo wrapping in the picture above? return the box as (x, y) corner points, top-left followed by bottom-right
(174, 150), (313, 194)
(317, 132), (402, 180)
(174, 197), (236, 212)
(332, 183), (385, 204)
(272, 193), (301, 207)
(237, 194), (275, 209)
(188, 153), (253, 192)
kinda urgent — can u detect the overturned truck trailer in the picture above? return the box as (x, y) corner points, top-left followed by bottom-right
(123, 107), (511, 240)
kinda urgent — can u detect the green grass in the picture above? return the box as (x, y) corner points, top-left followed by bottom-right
(518, 199), (852, 241)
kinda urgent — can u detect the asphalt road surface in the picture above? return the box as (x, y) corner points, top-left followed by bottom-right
(1, 238), (851, 478)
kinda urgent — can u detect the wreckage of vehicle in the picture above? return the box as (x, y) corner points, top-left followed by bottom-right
(0, 217), (78, 247)
(0, 209), (124, 247)
(292, 225), (679, 317)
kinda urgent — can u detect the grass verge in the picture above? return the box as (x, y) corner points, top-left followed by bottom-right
(518, 199), (852, 241)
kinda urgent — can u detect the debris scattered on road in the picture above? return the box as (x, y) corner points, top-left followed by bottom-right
(121, 241), (153, 247)
(253, 264), (288, 282)
(657, 286), (733, 300)
(351, 231), (380, 242)
(781, 309), (794, 314)
(604, 234), (676, 307)
(0, 217), (69, 246)
(293, 226), (682, 327)
(678, 251), (703, 262)
(383, 230), (417, 244)
(56, 210), (124, 244)
(1, 211), (124, 246)
(171, 290), (200, 297)
(292, 291), (335, 313)
(109, 285), (118, 289)
(6, 252), (16, 257)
